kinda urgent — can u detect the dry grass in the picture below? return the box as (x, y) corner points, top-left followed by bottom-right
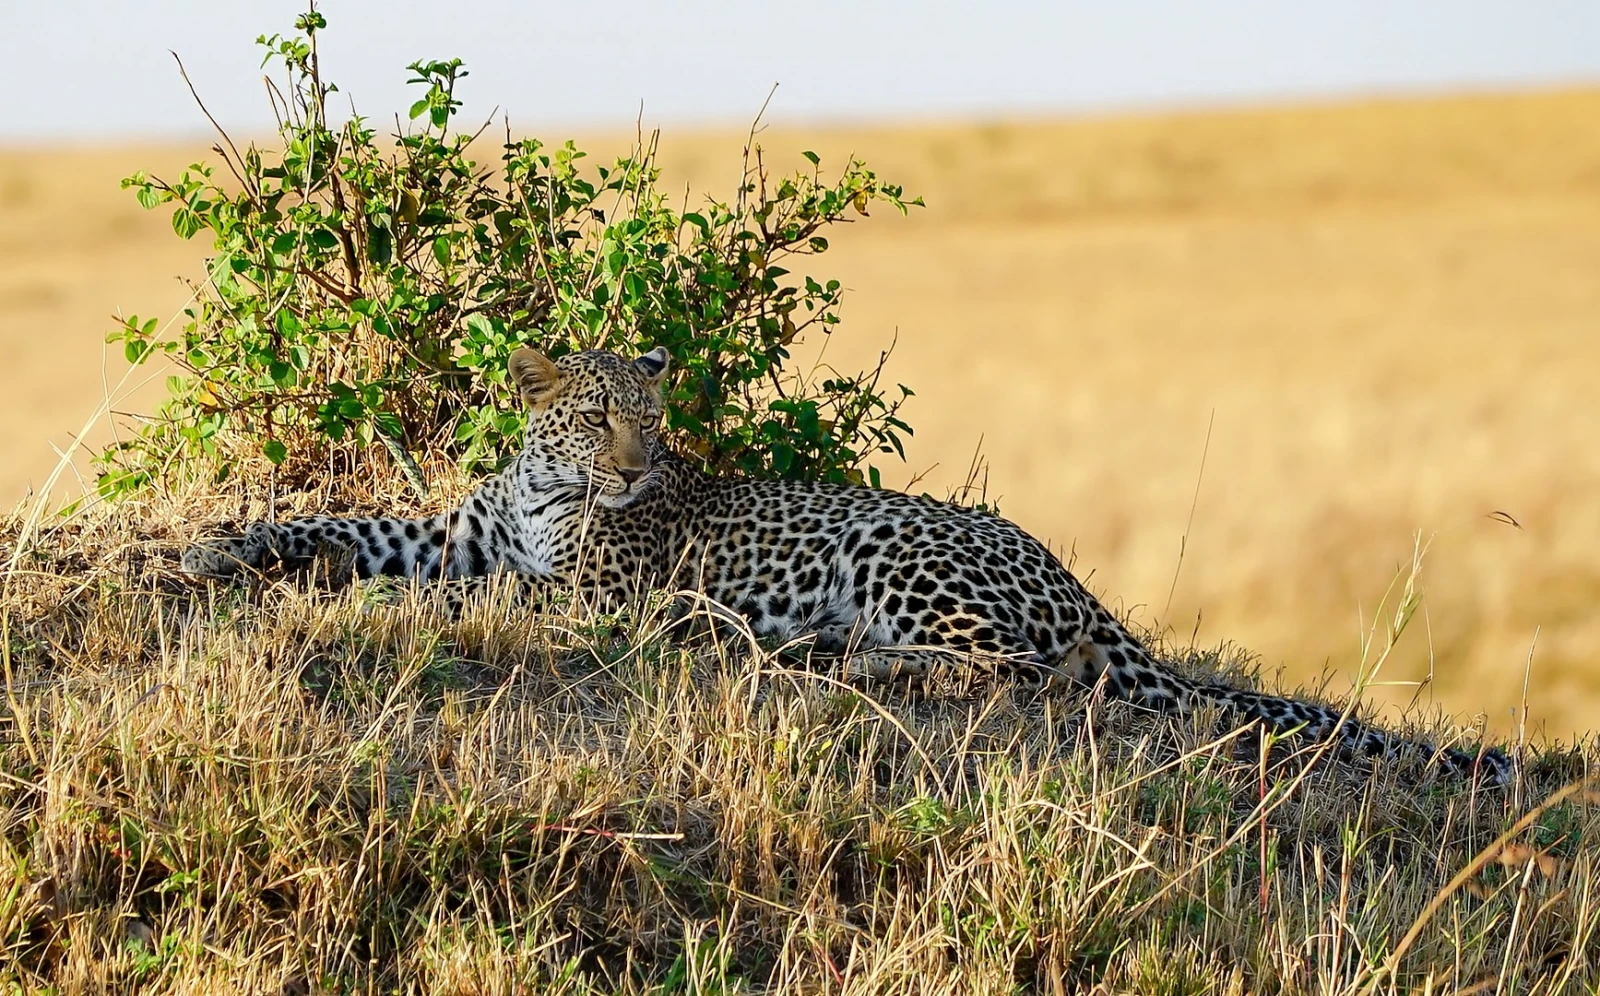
(4, 90), (1600, 738)
(1, 481), (1596, 994)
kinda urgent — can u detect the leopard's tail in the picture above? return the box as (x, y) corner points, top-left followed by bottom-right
(1080, 606), (1510, 785)
(1186, 673), (1510, 785)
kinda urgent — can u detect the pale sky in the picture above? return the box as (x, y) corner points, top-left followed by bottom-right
(5, 0), (1599, 141)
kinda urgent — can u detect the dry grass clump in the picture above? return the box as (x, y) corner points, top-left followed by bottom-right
(0, 486), (1596, 994)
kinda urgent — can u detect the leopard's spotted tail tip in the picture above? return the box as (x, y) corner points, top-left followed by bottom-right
(1441, 744), (1513, 787)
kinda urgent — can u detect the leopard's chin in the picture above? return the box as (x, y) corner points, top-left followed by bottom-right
(596, 486), (645, 509)
(594, 474), (656, 509)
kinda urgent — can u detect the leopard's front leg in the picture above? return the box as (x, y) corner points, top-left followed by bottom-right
(180, 521), (287, 577)
(181, 515), (446, 579)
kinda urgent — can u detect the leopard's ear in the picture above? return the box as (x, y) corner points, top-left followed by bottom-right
(508, 347), (562, 407)
(634, 346), (670, 393)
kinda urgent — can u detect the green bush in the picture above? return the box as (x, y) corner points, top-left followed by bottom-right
(101, 5), (921, 499)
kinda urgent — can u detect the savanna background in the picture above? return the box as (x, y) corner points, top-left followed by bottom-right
(4, 3), (1600, 991)
(5, 87), (1597, 739)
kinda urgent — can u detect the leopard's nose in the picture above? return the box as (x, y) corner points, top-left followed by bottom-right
(618, 467), (645, 485)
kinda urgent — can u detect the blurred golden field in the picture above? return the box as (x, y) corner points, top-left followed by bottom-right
(2, 89), (1597, 739)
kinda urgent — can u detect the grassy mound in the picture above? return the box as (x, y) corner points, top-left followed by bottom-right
(0, 488), (1595, 994)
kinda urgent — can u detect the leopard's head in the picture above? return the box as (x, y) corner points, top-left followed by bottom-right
(509, 345), (669, 507)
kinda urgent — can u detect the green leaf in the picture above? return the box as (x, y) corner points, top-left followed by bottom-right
(171, 208), (204, 240)
(263, 440), (288, 464)
(623, 272), (646, 304)
(366, 221), (392, 264)
(373, 410), (404, 438)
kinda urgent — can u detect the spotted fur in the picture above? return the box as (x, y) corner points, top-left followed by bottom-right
(184, 346), (1510, 784)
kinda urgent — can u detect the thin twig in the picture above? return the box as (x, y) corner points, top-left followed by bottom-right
(169, 51), (256, 202)
(1163, 408), (1214, 620)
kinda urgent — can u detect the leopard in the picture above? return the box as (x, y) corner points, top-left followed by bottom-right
(183, 344), (1511, 785)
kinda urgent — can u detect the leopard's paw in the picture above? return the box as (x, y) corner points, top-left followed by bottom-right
(180, 534), (261, 578)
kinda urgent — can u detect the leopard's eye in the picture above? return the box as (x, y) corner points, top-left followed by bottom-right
(581, 410), (607, 428)
(643, 410), (662, 430)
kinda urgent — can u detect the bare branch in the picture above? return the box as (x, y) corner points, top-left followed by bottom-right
(169, 51), (257, 202)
